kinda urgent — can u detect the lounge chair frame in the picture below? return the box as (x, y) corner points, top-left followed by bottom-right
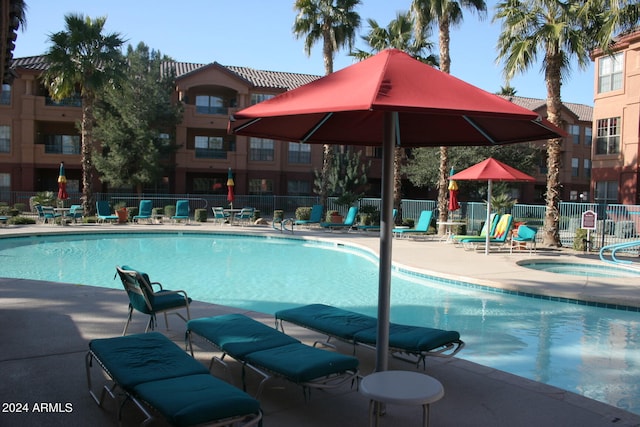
(276, 304), (464, 370)
(86, 332), (262, 427)
(187, 314), (359, 400)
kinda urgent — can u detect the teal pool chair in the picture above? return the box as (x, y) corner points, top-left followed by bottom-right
(212, 207), (230, 225)
(235, 207), (255, 226)
(320, 206), (358, 232)
(86, 332), (262, 427)
(453, 213), (499, 243)
(96, 201), (118, 224)
(459, 214), (513, 250)
(294, 204), (323, 227)
(392, 210), (433, 238)
(510, 225), (538, 254)
(171, 200), (190, 224)
(115, 265), (192, 335)
(357, 208), (397, 232)
(133, 200), (153, 224)
(187, 313), (359, 399)
(35, 205), (61, 225)
(64, 205), (84, 223)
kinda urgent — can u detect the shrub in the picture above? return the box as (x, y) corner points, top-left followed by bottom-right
(273, 210), (284, 222)
(295, 206), (312, 220)
(164, 205), (176, 218)
(573, 228), (592, 251)
(14, 203), (26, 212)
(8, 216), (36, 225)
(195, 208), (208, 222)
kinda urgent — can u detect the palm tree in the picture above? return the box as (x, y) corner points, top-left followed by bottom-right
(293, 0), (361, 211)
(2, 0), (28, 87)
(351, 11), (438, 220)
(494, 0), (639, 247)
(410, 0), (487, 235)
(42, 14), (125, 215)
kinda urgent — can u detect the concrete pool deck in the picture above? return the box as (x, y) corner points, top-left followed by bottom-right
(1, 222), (639, 426)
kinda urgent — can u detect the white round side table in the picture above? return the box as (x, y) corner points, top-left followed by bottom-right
(359, 370), (444, 427)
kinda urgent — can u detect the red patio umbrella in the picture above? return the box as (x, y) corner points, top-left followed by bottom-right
(449, 158), (535, 255)
(226, 168), (235, 210)
(448, 167), (460, 212)
(229, 49), (564, 372)
(57, 162), (68, 201)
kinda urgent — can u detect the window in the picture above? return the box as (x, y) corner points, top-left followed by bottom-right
(250, 93), (274, 105)
(44, 135), (80, 154)
(583, 159), (591, 178)
(0, 84), (10, 105)
(249, 137), (274, 161)
(195, 95), (225, 114)
(195, 136), (227, 159)
(288, 142), (311, 164)
(287, 180), (311, 195)
(571, 158), (579, 177)
(598, 53), (623, 93)
(249, 178), (273, 194)
(0, 126), (9, 153)
(568, 125), (580, 144)
(365, 146), (383, 159)
(595, 181), (618, 204)
(584, 127), (592, 146)
(595, 117), (620, 155)
(0, 173), (9, 189)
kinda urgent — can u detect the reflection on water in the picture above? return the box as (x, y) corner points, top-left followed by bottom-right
(1, 233), (639, 414)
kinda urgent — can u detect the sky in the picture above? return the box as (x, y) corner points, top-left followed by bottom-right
(13, 0), (595, 106)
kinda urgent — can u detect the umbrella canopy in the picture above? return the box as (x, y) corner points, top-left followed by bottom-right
(448, 167), (460, 212)
(57, 162), (68, 201)
(228, 49), (564, 372)
(227, 168), (235, 209)
(449, 158), (535, 255)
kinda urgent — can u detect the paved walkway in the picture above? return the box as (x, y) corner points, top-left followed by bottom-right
(0, 222), (638, 426)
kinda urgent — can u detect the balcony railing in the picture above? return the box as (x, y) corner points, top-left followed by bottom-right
(45, 96), (82, 107)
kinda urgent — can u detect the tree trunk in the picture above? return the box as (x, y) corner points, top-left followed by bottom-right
(542, 51), (563, 247)
(393, 146), (403, 224)
(80, 94), (96, 215)
(436, 20), (451, 234)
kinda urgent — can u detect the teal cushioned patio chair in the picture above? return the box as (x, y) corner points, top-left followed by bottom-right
(510, 224), (538, 254)
(453, 213), (499, 244)
(459, 214), (513, 250)
(234, 207), (255, 226)
(133, 200), (153, 224)
(35, 205), (62, 225)
(392, 210), (433, 239)
(212, 206), (230, 225)
(357, 208), (397, 232)
(320, 206), (358, 232)
(294, 204), (323, 227)
(187, 313), (359, 399)
(171, 200), (190, 224)
(86, 332), (262, 427)
(115, 265), (192, 335)
(96, 201), (118, 224)
(64, 205), (84, 223)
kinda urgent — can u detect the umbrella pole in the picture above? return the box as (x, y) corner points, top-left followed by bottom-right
(375, 112), (395, 372)
(485, 180), (492, 255)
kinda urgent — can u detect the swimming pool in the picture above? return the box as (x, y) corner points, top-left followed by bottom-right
(518, 259), (640, 278)
(1, 232), (639, 415)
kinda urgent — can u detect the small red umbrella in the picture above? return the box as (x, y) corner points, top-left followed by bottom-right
(448, 167), (460, 212)
(226, 168), (235, 210)
(57, 162), (68, 201)
(449, 158), (535, 254)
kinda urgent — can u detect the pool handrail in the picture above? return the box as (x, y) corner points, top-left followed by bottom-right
(599, 240), (640, 265)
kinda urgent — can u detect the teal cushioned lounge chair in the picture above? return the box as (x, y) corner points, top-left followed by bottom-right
(187, 313), (359, 399)
(294, 204), (323, 227)
(392, 210), (433, 239)
(459, 214), (513, 250)
(133, 200), (152, 224)
(86, 332), (262, 427)
(453, 213), (499, 243)
(276, 303), (464, 369)
(510, 224), (538, 254)
(116, 265), (191, 335)
(320, 206), (358, 232)
(96, 201), (118, 224)
(171, 200), (190, 224)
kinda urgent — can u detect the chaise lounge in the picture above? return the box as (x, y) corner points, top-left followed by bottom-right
(275, 304), (464, 369)
(186, 313), (359, 399)
(86, 332), (262, 427)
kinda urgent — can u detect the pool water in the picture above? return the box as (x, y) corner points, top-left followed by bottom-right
(519, 260), (640, 278)
(1, 232), (639, 414)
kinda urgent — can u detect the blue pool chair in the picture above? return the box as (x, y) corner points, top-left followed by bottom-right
(294, 204), (323, 227)
(171, 200), (190, 224)
(133, 200), (153, 224)
(320, 206), (358, 232)
(510, 225), (538, 254)
(392, 210), (433, 239)
(96, 201), (118, 224)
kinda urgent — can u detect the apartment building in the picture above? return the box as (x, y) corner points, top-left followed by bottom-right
(591, 29), (640, 205)
(0, 55), (593, 204)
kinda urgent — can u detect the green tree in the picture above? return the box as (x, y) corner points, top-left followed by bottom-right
(494, 0), (639, 247)
(293, 0), (361, 213)
(93, 43), (182, 193)
(410, 0), (487, 234)
(350, 11), (438, 221)
(42, 14), (125, 214)
(314, 148), (370, 206)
